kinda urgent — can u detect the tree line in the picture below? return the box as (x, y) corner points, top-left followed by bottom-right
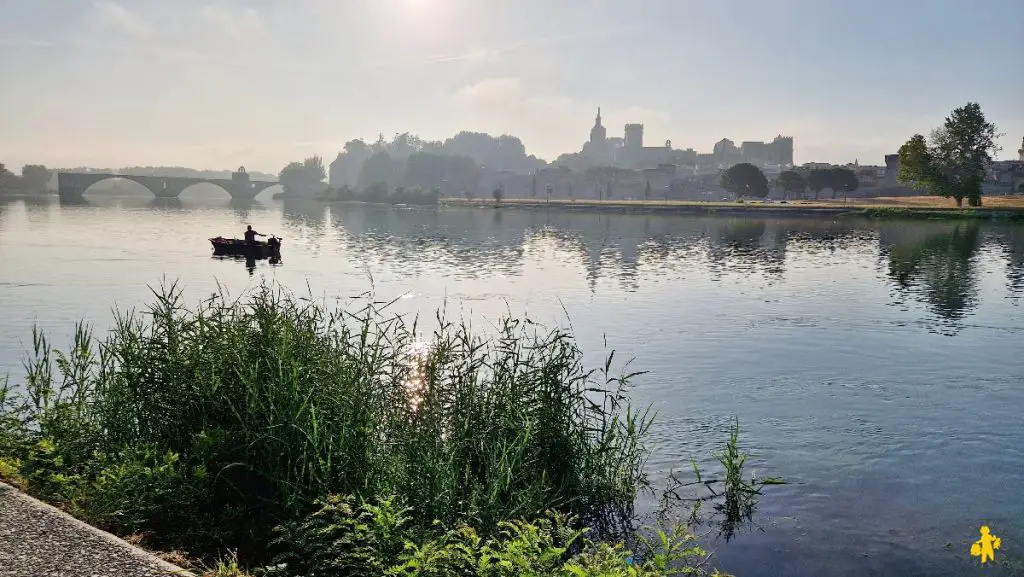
(719, 163), (860, 200)
(278, 131), (542, 204)
(0, 163), (52, 195)
(276, 151), (463, 205)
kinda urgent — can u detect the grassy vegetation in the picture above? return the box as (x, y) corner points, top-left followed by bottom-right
(0, 281), (770, 576)
(853, 206), (1024, 221)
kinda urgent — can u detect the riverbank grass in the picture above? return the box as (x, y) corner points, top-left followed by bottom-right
(0, 282), (732, 576)
(442, 195), (1024, 219)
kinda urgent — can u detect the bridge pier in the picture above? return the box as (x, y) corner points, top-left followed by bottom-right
(58, 185), (86, 200)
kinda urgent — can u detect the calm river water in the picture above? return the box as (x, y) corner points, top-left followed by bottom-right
(1, 195), (1023, 576)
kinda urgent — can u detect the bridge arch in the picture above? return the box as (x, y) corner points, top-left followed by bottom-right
(78, 175), (158, 197)
(253, 183), (284, 200)
(58, 171), (280, 200)
(178, 181), (233, 200)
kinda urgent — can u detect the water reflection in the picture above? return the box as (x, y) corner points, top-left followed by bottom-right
(147, 197), (183, 211)
(4, 197), (1024, 333)
(879, 222), (983, 331)
(295, 205), (1024, 332)
(212, 254), (283, 276)
(992, 225), (1024, 301)
(58, 195), (93, 208)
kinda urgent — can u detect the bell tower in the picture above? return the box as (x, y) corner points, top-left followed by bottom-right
(589, 107), (606, 145)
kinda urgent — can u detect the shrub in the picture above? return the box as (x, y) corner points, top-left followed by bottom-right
(268, 500), (722, 577)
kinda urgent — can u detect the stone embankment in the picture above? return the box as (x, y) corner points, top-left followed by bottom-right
(0, 482), (192, 577)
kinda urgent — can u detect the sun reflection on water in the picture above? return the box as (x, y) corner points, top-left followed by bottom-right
(402, 340), (432, 413)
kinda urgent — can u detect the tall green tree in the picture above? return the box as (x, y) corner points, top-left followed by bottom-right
(0, 163), (17, 194)
(21, 165), (51, 192)
(280, 156), (327, 195)
(778, 170), (806, 199)
(898, 102), (999, 207)
(302, 155), (326, 183)
(721, 163), (769, 198)
(402, 152), (476, 194)
(358, 151), (400, 189)
(806, 169), (831, 200)
(278, 162), (306, 194)
(828, 168), (859, 199)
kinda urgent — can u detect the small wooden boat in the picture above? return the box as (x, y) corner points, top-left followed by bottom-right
(209, 235), (282, 258)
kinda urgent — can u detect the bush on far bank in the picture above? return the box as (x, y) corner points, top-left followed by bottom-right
(317, 183), (441, 205)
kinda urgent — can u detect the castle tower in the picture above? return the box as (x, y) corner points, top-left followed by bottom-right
(624, 123), (644, 150)
(884, 154), (900, 186)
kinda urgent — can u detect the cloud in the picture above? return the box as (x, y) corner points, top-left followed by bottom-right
(197, 5), (269, 40)
(92, 1), (153, 38)
(453, 77), (525, 105)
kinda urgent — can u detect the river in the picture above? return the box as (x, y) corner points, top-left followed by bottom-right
(1, 194), (1022, 576)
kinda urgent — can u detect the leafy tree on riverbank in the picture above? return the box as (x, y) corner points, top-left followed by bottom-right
(0, 163), (18, 194)
(897, 102), (1000, 208)
(721, 163), (769, 198)
(20, 165), (51, 192)
(778, 170), (806, 199)
(303, 155), (326, 182)
(828, 167), (859, 199)
(807, 169), (830, 200)
(279, 156), (327, 195)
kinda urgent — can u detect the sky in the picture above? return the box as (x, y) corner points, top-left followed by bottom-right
(0, 0), (1021, 173)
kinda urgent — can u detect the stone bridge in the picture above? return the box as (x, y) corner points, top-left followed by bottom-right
(57, 167), (279, 200)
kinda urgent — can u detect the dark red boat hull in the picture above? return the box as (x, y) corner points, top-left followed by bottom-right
(209, 237), (282, 258)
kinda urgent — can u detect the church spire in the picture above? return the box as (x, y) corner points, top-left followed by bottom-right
(595, 106), (602, 127)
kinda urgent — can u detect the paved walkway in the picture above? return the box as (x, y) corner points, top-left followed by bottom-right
(0, 482), (193, 577)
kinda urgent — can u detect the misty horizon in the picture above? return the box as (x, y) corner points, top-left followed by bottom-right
(1, 0), (1021, 174)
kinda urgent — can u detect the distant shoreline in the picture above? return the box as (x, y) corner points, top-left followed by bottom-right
(440, 197), (1024, 220)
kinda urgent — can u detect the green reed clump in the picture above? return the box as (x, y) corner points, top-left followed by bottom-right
(0, 280), (652, 566)
(855, 207), (990, 220)
(656, 419), (784, 543)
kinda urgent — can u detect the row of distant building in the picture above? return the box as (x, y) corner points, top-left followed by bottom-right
(468, 114), (1024, 200)
(573, 107), (793, 173)
(564, 107), (1024, 192)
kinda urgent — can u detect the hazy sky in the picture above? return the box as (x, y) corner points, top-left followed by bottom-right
(1, 0), (1021, 173)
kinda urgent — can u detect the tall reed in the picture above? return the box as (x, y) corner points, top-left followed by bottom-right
(0, 280), (652, 562)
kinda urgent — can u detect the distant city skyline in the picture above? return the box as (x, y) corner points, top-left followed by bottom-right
(0, 0), (1021, 173)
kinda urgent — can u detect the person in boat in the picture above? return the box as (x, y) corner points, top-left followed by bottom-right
(244, 225), (265, 245)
